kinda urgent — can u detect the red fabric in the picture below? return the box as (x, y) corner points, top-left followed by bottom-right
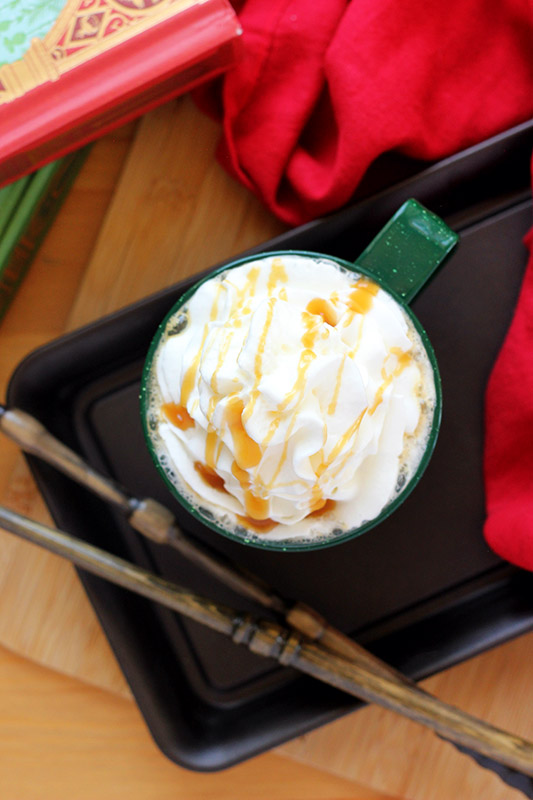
(484, 156), (533, 571)
(196, 0), (533, 225)
(196, 0), (533, 571)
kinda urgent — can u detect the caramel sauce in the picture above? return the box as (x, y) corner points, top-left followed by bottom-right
(237, 267), (260, 305)
(243, 389), (259, 425)
(181, 270), (260, 411)
(261, 412), (282, 449)
(368, 386), (385, 415)
(278, 348), (316, 412)
(309, 450), (323, 474)
(194, 461), (226, 492)
(265, 414), (295, 489)
(226, 266), (260, 318)
(306, 298), (338, 327)
(161, 402), (195, 430)
(231, 460), (250, 487)
(231, 460), (271, 521)
(236, 515), (278, 533)
(254, 297), (276, 381)
(308, 483), (324, 513)
(225, 396), (262, 469)
(180, 362), (198, 407)
(390, 347), (412, 369)
(327, 354), (346, 416)
(244, 492), (270, 520)
(207, 395), (218, 422)
(301, 310), (321, 349)
(210, 327), (234, 395)
(315, 409), (366, 479)
(308, 497), (336, 517)
(210, 282), (223, 322)
(267, 258), (288, 293)
(242, 296), (276, 425)
(330, 439), (358, 481)
(348, 278), (380, 314)
(205, 428), (219, 469)
(247, 266), (260, 292)
(369, 347), (412, 415)
(350, 316), (365, 354)
(175, 264), (396, 534)
(180, 325), (209, 406)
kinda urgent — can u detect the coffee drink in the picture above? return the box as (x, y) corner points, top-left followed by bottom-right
(143, 253), (437, 546)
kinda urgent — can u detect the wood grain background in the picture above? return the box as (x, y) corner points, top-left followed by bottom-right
(1, 96), (532, 799)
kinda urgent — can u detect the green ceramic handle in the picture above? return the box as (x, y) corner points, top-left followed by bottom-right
(354, 199), (459, 303)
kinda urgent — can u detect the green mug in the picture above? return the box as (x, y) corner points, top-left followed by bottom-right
(141, 199), (458, 552)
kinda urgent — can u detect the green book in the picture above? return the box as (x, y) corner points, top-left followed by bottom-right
(0, 150), (87, 324)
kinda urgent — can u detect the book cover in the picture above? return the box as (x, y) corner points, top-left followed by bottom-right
(0, 0), (241, 186)
(0, 151), (87, 323)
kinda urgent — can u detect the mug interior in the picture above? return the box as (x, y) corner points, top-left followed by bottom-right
(141, 250), (442, 552)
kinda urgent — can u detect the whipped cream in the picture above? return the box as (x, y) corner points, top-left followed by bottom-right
(146, 254), (436, 544)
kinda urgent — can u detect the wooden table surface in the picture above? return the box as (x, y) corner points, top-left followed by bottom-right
(1, 95), (532, 800)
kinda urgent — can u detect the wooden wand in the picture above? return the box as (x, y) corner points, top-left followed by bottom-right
(1, 501), (533, 780)
(2, 404), (533, 789)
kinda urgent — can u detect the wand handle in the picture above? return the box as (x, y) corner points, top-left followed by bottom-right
(1, 503), (532, 778)
(0, 405), (285, 612)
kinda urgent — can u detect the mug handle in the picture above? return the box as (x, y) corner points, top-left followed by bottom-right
(354, 199), (459, 304)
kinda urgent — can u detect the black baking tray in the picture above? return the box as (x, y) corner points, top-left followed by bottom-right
(7, 120), (533, 772)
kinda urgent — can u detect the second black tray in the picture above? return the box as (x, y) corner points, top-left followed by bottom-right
(7, 120), (533, 771)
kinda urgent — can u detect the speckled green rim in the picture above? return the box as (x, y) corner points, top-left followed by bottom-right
(141, 201), (457, 552)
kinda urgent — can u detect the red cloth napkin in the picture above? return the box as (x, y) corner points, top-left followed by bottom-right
(197, 0), (533, 225)
(485, 156), (533, 571)
(197, 0), (533, 570)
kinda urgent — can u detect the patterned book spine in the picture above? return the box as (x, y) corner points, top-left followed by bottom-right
(0, 150), (87, 323)
(0, 0), (241, 184)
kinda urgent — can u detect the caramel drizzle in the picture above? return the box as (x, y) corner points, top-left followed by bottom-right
(205, 429), (219, 470)
(161, 402), (194, 430)
(280, 348), (316, 412)
(309, 497), (336, 517)
(242, 276), (383, 514)
(181, 283), (225, 407)
(265, 415), (296, 491)
(349, 277), (380, 312)
(342, 277), (380, 328)
(306, 297), (338, 327)
(242, 296), (277, 424)
(301, 309), (321, 349)
(260, 315), (318, 451)
(202, 261), (289, 520)
(309, 482), (325, 514)
(369, 347), (412, 415)
(242, 260), (288, 424)
(224, 395), (262, 470)
(267, 257), (288, 293)
(210, 326), (235, 395)
(327, 354), (347, 416)
(178, 264), (410, 525)
(180, 324), (208, 407)
(314, 408), (367, 480)
(225, 266), (260, 314)
(236, 514), (278, 532)
(195, 461), (225, 492)
(231, 445), (269, 520)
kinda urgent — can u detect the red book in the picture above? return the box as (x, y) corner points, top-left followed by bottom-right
(0, 0), (241, 187)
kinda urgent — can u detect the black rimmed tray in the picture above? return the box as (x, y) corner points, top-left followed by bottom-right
(7, 121), (533, 772)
